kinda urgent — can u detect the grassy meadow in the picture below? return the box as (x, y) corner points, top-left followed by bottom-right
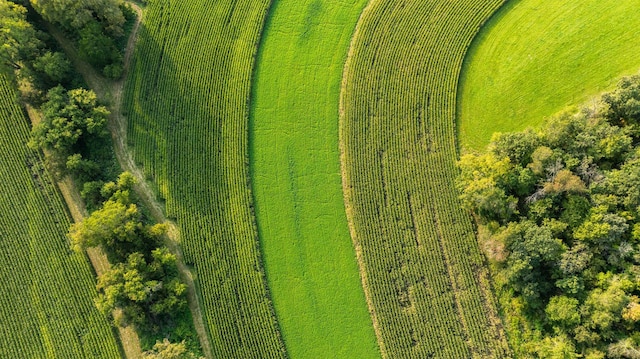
(249, 0), (380, 358)
(459, 0), (640, 150)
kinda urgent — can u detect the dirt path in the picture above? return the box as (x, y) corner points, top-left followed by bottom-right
(45, 4), (214, 358)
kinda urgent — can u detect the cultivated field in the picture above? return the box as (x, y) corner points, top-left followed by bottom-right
(340, 0), (511, 357)
(459, 0), (640, 150)
(250, 0), (379, 357)
(0, 76), (122, 358)
(123, 1), (286, 357)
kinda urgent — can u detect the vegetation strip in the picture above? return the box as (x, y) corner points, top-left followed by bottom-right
(123, 0), (287, 357)
(42, 3), (212, 356)
(0, 75), (122, 358)
(250, 0), (380, 357)
(458, 0), (640, 151)
(340, 0), (512, 357)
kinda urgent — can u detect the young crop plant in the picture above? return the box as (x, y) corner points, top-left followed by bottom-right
(458, 75), (640, 358)
(123, 0), (287, 357)
(0, 74), (122, 358)
(340, 0), (512, 357)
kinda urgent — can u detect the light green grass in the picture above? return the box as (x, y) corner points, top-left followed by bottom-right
(459, 0), (640, 151)
(250, 1), (379, 358)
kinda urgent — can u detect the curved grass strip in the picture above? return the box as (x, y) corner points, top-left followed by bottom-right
(123, 1), (287, 357)
(340, 1), (511, 357)
(0, 76), (121, 358)
(459, 0), (640, 150)
(249, 0), (379, 358)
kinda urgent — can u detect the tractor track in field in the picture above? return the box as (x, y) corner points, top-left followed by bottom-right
(45, 3), (214, 358)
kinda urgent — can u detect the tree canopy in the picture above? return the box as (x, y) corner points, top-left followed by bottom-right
(29, 85), (109, 176)
(30, 0), (125, 37)
(458, 75), (640, 358)
(0, 0), (49, 73)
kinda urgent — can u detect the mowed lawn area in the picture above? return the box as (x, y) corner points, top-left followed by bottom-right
(459, 0), (640, 150)
(250, 0), (379, 358)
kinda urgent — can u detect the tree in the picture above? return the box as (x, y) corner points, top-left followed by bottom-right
(546, 295), (581, 328)
(30, 0), (125, 37)
(534, 334), (579, 359)
(69, 172), (165, 261)
(608, 338), (640, 359)
(95, 249), (187, 328)
(78, 21), (121, 69)
(142, 339), (202, 359)
(31, 51), (72, 85)
(0, 0), (44, 71)
(457, 153), (518, 222)
(602, 75), (640, 129)
(29, 86), (109, 172)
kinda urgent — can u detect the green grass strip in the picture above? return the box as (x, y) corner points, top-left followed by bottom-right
(250, 0), (380, 358)
(459, 0), (640, 151)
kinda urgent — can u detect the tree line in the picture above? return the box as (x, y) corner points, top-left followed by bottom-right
(458, 75), (640, 358)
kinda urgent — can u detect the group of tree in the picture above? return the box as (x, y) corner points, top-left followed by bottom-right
(29, 0), (135, 78)
(70, 173), (200, 356)
(0, 0), (75, 96)
(458, 75), (640, 358)
(1, 0), (133, 81)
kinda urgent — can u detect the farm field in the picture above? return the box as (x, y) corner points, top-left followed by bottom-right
(340, 0), (511, 357)
(249, 0), (379, 358)
(459, 0), (640, 150)
(123, 1), (287, 357)
(0, 75), (122, 358)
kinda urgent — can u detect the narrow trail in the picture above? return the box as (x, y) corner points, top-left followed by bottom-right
(45, 4), (214, 358)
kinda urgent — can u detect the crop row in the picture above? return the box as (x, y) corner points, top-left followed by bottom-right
(0, 76), (121, 358)
(341, 1), (511, 357)
(123, 0), (286, 357)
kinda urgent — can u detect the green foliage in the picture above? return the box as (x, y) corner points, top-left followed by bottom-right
(0, 0), (43, 71)
(29, 85), (109, 175)
(29, 0), (126, 77)
(31, 51), (72, 85)
(459, 75), (640, 356)
(30, 0), (125, 37)
(69, 172), (164, 262)
(78, 21), (122, 70)
(95, 248), (186, 329)
(142, 339), (201, 359)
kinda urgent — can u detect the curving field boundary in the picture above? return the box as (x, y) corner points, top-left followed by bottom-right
(340, 0), (512, 357)
(123, 1), (287, 357)
(459, 0), (640, 150)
